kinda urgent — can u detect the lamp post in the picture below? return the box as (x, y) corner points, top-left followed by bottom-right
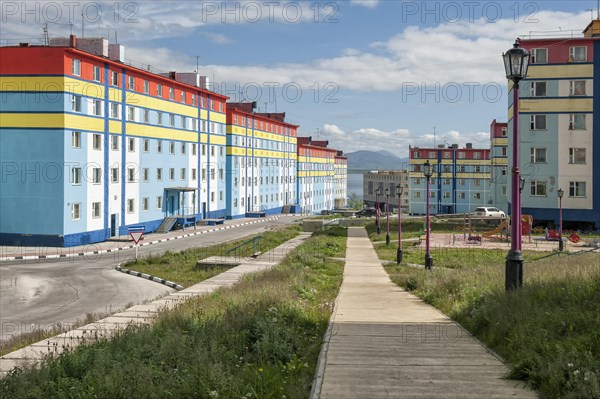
(396, 184), (404, 263)
(385, 188), (390, 246)
(557, 188), (564, 252)
(375, 188), (381, 235)
(423, 160), (434, 269)
(503, 40), (530, 291)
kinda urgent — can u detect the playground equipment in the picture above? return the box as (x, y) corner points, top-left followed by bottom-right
(461, 214), (532, 243)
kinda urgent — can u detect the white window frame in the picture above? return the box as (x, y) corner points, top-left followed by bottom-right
(72, 59), (81, 76)
(530, 81), (547, 97)
(128, 76), (135, 90)
(111, 71), (118, 87)
(156, 168), (163, 181)
(530, 180), (547, 196)
(71, 131), (81, 148)
(156, 196), (163, 210)
(128, 137), (135, 152)
(180, 168), (186, 180)
(569, 148), (586, 164)
(569, 46), (587, 62)
(569, 114), (586, 130)
(93, 66), (101, 82)
(71, 203), (81, 220)
(111, 167), (119, 183)
(157, 84), (163, 97)
(530, 148), (546, 163)
(143, 80), (149, 94)
(92, 202), (101, 218)
(127, 167), (136, 183)
(110, 102), (120, 119)
(127, 198), (135, 214)
(530, 114), (547, 130)
(92, 134), (102, 150)
(71, 95), (82, 112)
(142, 168), (149, 182)
(111, 135), (119, 151)
(142, 197), (149, 212)
(93, 99), (102, 116)
(531, 48), (547, 64)
(143, 139), (150, 153)
(71, 167), (81, 185)
(569, 80), (586, 96)
(569, 181), (586, 197)
(92, 167), (101, 184)
(127, 106), (135, 122)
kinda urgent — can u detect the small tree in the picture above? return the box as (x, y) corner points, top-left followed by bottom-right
(348, 193), (364, 210)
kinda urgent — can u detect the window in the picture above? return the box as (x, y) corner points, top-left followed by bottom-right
(111, 71), (118, 87)
(92, 167), (101, 184)
(220, 191), (223, 201)
(531, 48), (547, 64)
(569, 114), (586, 130)
(192, 143), (197, 155)
(202, 145), (206, 156)
(72, 59), (81, 76)
(71, 167), (81, 185)
(169, 113), (175, 127)
(71, 131), (81, 148)
(169, 87), (174, 100)
(127, 167), (136, 182)
(71, 203), (81, 220)
(530, 148), (546, 163)
(143, 139), (149, 152)
(192, 168), (197, 180)
(219, 168), (223, 180)
(111, 167), (118, 183)
(142, 197), (149, 212)
(127, 106), (135, 121)
(157, 84), (163, 97)
(71, 95), (82, 112)
(128, 76), (134, 90)
(414, 191), (421, 199)
(530, 114), (547, 130)
(169, 168), (175, 180)
(501, 127), (507, 137)
(157, 112), (163, 125)
(530, 81), (546, 97)
(93, 100), (102, 116)
(128, 137), (135, 152)
(569, 46), (587, 62)
(111, 135), (119, 150)
(181, 116), (186, 129)
(473, 193), (481, 200)
(91, 65), (101, 82)
(180, 91), (185, 102)
(443, 152), (451, 159)
(502, 147), (507, 156)
(156, 196), (163, 210)
(569, 80), (586, 96)
(569, 181), (586, 197)
(157, 140), (163, 153)
(502, 186), (507, 195)
(474, 165), (482, 173)
(458, 192), (466, 199)
(457, 152), (465, 159)
(530, 181), (547, 196)
(211, 146), (215, 156)
(169, 141), (175, 154)
(156, 168), (163, 181)
(501, 167), (507, 176)
(180, 168), (186, 180)
(127, 198), (135, 213)
(181, 142), (186, 154)
(211, 192), (215, 202)
(202, 168), (206, 181)
(110, 102), (120, 118)
(191, 119), (197, 131)
(473, 152), (481, 160)
(211, 168), (215, 180)
(143, 109), (150, 123)
(443, 192), (450, 199)
(92, 202), (101, 218)
(569, 148), (586, 164)
(92, 134), (102, 150)
(142, 168), (149, 182)
(473, 179), (481, 187)
(143, 80), (149, 94)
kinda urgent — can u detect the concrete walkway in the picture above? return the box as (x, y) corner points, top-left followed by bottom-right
(0, 232), (312, 377)
(314, 227), (537, 399)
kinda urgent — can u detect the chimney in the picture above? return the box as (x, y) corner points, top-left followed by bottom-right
(19, 43), (30, 47)
(451, 144), (458, 149)
(466, 143), (473, 149)
(70, 34), (76, 48)
(108, 44), (125, 62)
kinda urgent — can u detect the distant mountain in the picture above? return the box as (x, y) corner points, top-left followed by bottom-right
(346, 150), (409, 172)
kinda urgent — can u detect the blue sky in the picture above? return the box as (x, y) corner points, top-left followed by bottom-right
(1, 0), (594, 156)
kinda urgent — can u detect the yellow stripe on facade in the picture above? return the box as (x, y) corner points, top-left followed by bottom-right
(528, 64), (593, 79)
(520, 98), (592, 113)
(211, 113), (226, 124)
(492, 138), (509, 146)
(125, 123), (198, 142)
(0, 112), (105, 133)
(455, 173), (490, 179)
(0, 76), (105, 99)
(124, 92), (198, 117)
(492, 158), (508, 165)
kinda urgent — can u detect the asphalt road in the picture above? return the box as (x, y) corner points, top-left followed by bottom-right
(0, 216), (302, 341)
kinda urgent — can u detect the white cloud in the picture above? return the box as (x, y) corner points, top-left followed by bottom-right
(350, 0), (380, 9)
(321, 124), (490, 157)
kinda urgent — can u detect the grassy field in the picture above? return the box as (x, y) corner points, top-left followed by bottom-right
(0, 227), (347, 399)
(383, 250), (600, 399)
(124, 225), (301, 287)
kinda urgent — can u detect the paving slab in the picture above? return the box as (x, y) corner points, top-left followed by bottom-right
(315, 227), (538, 399)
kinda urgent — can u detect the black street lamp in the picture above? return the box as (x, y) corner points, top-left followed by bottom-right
(503, 39), (530, 291)
(558, 188), (564, 252)
(423, 160), (434, 269)
(396, 184), (404, 263)
(385, 188), (390, 246)
(375, 188), (381, 235)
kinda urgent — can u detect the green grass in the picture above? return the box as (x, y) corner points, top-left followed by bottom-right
(0, 227), (347, 399)
(383, 252), (600, 399)
(126, 225), (301, 287)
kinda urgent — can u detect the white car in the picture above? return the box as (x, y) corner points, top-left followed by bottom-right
(473, 207), (506, 218)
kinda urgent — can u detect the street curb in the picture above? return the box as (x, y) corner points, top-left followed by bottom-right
(0, 215), (288, 262)
(115, 264), (184, 290)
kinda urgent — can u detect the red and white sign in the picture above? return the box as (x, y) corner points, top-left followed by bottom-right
(129, 231), (144, 244)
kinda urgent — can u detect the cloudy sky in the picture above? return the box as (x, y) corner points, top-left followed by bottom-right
(1, 0), (593, 156)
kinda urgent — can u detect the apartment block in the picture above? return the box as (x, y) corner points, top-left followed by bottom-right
(363, 170), (410, 212)
(490, 119), (509, 213)
(296, 137), (337, 213)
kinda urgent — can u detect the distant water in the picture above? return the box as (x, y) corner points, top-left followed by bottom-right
(348, 173), (364, 200)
